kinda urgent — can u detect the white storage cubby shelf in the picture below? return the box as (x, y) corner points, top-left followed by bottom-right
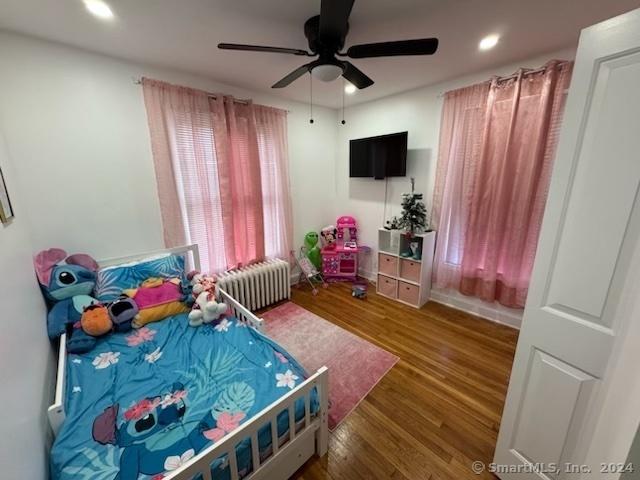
(376, 228), (436, 308)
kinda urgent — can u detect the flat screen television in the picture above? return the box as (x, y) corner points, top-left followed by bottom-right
(349, 131), (407, 179)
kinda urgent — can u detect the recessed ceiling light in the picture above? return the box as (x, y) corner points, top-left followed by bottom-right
(344, 83), (357, 94)
(479, 34), (499, 51)
(83, 0), (114, 19)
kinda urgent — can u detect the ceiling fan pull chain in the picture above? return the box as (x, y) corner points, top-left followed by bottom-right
(341, 78), (346, 125)
(309, 73), (314, 124)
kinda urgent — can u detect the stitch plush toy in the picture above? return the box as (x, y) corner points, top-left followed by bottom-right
(92, 382), (215, 480)
(186, 272), (227, 327)
(34, 248), (100, 353)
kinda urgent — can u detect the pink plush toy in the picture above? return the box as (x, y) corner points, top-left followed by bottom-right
(188, 271), (217, 298)
(187, 271), (227, 327)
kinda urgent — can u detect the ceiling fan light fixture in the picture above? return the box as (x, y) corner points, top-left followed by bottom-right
(479, 34), (499, 51)
(311, 64), (344, 82)
(344, 83), (357, 94)
(83, 0), (114, 19)
(221, 0), (438, 90)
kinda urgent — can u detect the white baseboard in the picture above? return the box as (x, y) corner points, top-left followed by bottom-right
(363, 268), (521, 329)
(430, 288), (522, 329)
(312, 262), (522, 329)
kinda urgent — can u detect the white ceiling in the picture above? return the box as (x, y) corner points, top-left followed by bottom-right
(1, 0), (638, 108)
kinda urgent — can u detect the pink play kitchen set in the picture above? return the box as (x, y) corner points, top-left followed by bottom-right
(320, 216), (361, 281)
(293, 215), (370, 297)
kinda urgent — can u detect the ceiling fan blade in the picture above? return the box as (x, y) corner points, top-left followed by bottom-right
(342, 61), (374, 89)
(218, 43), (312, 56)
(272, 63), (314, 88)
(346, 38), (439, 58)
(319, 0), (355, 46)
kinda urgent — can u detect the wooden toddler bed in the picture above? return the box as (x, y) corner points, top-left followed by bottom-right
(47, 244), (328, 480)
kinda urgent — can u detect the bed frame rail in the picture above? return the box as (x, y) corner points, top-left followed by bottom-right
(165, 366), (328, 480)
(217, 287), (265, 332)
(47, 333), (67, 436)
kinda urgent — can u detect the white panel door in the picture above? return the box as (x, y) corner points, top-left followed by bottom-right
(494, 8), (640, 480)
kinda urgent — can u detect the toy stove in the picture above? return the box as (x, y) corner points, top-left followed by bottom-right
(321, 216), (359, 281)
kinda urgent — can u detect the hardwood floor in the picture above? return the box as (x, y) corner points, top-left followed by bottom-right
(284, 282), (519, 480)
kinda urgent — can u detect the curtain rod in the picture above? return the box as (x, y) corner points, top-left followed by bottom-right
(132, 77), (260, 108)
(437, 60), (571, 98)
(492, 61), (570, 83)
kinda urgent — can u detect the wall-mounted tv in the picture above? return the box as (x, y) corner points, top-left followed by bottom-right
(349, 131), (407, 180)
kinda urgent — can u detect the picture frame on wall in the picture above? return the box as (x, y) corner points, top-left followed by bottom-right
(0, 166), (14, 224)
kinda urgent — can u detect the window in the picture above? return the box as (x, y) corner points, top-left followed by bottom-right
(142, 78), (292, 274)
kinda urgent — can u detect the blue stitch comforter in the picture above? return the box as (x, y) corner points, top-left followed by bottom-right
(51, 314), (315, 480)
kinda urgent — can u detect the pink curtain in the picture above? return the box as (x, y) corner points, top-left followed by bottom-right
(432, 61), (573, 308)
(254, 105), (294, 260)
(432, 83), (490, 290)
(210, 97), (265, 267)
(142, 78), (292, 272)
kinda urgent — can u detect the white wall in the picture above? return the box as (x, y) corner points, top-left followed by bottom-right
(0, 32), (336, 479)
(0, 33), (577, 333)
(0, 31), (337, 260)
(336, 47), (575, 328)
(0, 27), (582, 479)
(0, 129), (53, 478)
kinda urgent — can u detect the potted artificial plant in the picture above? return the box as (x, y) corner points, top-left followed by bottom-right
(398, 178), (430, 260)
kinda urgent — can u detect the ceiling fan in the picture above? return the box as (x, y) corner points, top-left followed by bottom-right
(218, 0), (439, 90)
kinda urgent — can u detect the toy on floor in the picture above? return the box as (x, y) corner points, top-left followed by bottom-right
(34, 248), (101, 353)
(291, 249), (328, 295)
(187, 271), (227, 326)
(303, 232), (322, 270)
(352, 281), (368, 299)
(321, 216), (359, 282)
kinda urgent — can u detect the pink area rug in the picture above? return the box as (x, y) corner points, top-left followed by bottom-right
(262, 302), (399, 431)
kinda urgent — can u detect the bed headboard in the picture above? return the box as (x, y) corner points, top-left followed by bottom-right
(47, 244), (201, 437)
(98, 243), (201, 271)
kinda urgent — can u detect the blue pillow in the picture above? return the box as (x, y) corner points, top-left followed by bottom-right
(94, 254), (186, 301)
